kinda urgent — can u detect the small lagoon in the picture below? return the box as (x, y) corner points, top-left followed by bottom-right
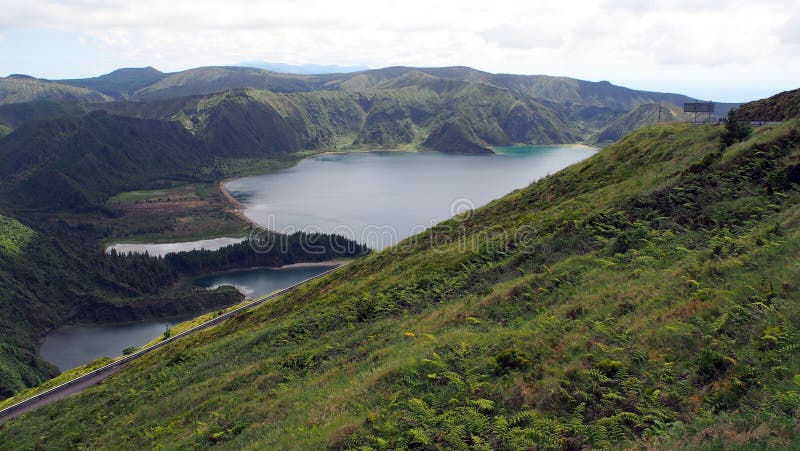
(40, 264), (335, 370)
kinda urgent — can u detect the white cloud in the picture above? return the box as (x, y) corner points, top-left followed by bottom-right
(781, 14), (800, 45)
(0, 0), (798, 100)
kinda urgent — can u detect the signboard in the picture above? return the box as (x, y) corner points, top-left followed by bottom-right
(684, 102), (715, 113)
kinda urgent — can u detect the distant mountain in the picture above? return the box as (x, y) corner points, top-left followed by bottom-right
(737, 88), (800, 121)
(18, 64), (746, 147)
(130, 66), (330, 101)
(0, 75), (111, 106)
(58, 67), (168, 100)
(237, 61), (370, 74)
(114, 65), (724, 112)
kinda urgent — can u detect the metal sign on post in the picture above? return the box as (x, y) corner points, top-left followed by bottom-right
(684, 101), (715, 124)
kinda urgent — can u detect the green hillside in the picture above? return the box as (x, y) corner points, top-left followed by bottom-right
(125, 65), (710, 114)
(738, 88), (800, 122)
(589, 103), (693, 145)
(18, 65), (743, 149)
(0, 100), (88, 130)
(59, 67), (169, 100)
(3, 116), (799, 448)
(0, 111), (210, 212)
(97, 85), (577, 154)
(0, 75), (111, 106)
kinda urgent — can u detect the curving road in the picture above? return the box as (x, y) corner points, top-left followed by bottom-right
(0, 265), (342, 424)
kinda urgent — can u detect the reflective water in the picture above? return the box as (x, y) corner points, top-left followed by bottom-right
(106, 236), (246, 257)
(40, 265), (335, 370)
(226, 146), (596, 249)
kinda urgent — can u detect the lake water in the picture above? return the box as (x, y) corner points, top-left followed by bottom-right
(225, 146), (596, 250)
(40, 265), (335, 371)
(106, 236), (246, 257)
(193, 265), (338, 299)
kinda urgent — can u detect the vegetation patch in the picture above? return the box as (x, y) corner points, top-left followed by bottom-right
(0, 214), (35, 257)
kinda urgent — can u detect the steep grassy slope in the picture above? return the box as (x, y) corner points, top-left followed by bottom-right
(3, 119), (799, 448)
(0, 75), (111, 105)
(737, 88), (800, 122)
(589, 103), (693, 144)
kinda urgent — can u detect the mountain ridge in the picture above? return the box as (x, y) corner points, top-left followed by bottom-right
(237, 61), (370, 74)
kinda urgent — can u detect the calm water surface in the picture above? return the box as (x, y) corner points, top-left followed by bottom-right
(40, 265), (334, 370)
(106, 236), (246, 257)
(193, 265), (338, 299)
(226, 146), (596, 249)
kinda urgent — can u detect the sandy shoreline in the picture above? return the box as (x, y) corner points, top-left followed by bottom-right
(217, 180), (265, 230)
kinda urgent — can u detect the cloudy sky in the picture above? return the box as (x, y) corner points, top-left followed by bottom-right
(0, 0), (798, 101)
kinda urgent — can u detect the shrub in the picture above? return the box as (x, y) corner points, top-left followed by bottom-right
(596, 358), (624, 378)
(696, 349), (731, 383)
(720, 108), (752, 148)
(494, 348), (531, 373)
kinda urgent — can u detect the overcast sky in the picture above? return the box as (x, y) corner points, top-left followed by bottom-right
(0, 0), (798, 102)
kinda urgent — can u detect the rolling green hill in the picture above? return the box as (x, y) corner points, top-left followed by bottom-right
(3, 104), (799, 449)
(0, 75), (111, 106)
(59, 67), (169, 100)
